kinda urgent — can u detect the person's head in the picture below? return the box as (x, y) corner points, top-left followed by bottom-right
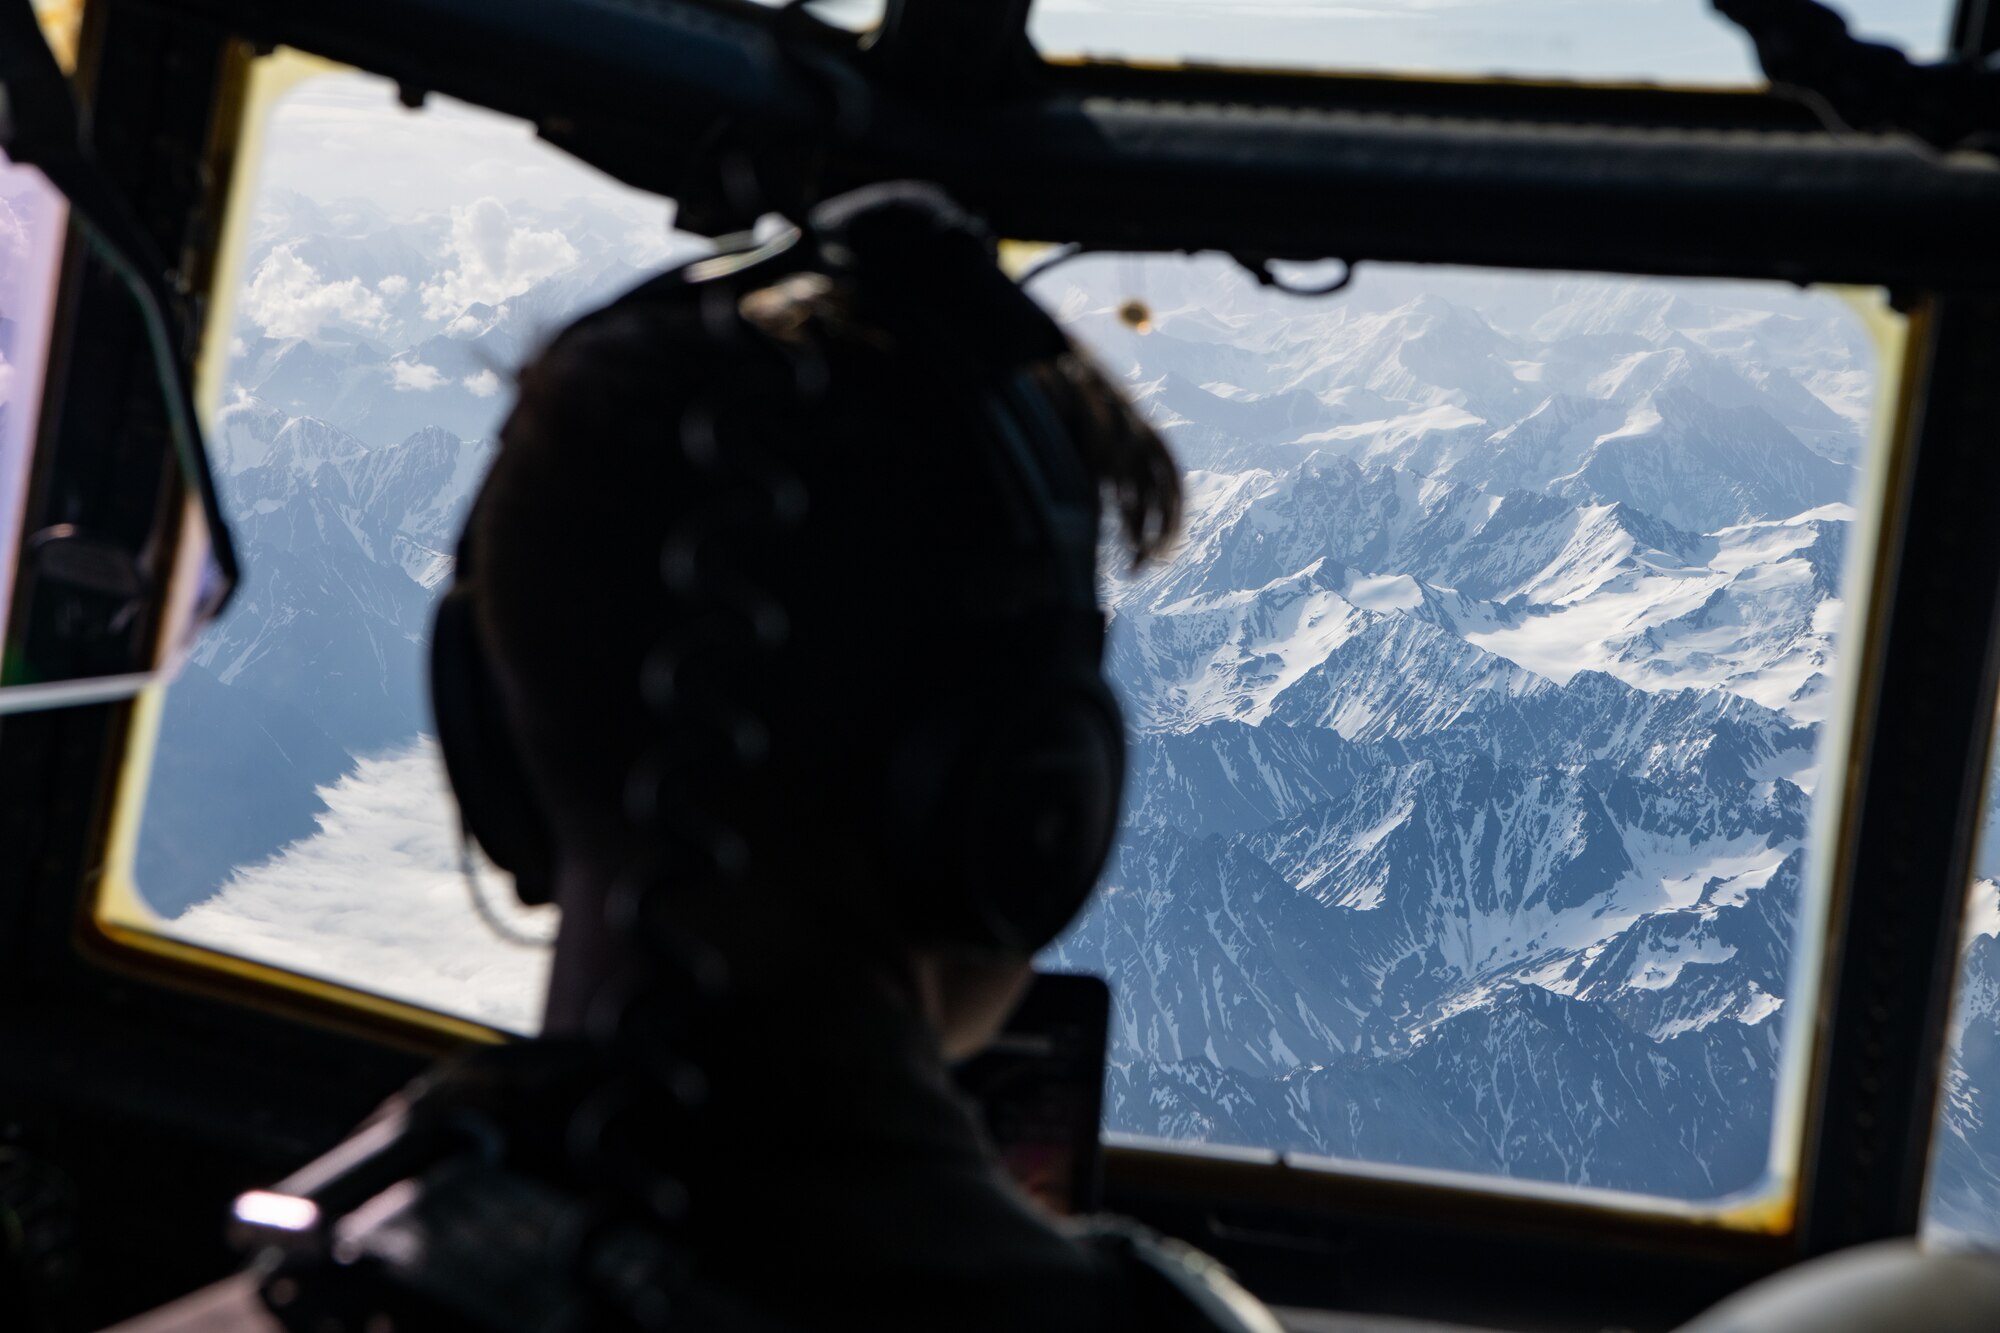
(434, 186), (1178, 1050)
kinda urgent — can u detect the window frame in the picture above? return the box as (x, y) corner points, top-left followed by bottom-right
(77, 43), (533, 1052)
(22, 0), (2000, 1325)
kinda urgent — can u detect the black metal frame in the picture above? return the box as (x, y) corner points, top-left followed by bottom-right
(5, 0), (2000, 1327)
(1796, 301), (2000, 1252)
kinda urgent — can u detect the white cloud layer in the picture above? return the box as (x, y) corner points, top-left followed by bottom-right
(0, 194), (28, 268)
(242, 243), (390, 340)
(419, 197), (579, 322)
(463, 369), (502, 398)
(390, 360), (447, 392)
(166, 737), (554, 1033)
(377, 273), (411, 298)
(1971, 878), (2000, 943)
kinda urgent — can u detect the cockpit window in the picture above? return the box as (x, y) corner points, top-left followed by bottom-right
(1031, 255), (1902, 1214)
(94, 53), (1919, 1225)
(0, 149), (69, 662)
(1028, 0), (1951, 84)
(97, 60), (697, 1033)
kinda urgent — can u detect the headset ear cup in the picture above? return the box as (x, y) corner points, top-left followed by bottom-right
(894, 681), (1124, 955)
(430, 588), (558, 906)
(979, 683), (1124, 950)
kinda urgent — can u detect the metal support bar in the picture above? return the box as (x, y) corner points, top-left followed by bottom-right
(877, 102), (2000, 289)
(1798, 297), (2000, 1251)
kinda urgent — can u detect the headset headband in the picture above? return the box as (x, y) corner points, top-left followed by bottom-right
(558, 183), (1103, 619)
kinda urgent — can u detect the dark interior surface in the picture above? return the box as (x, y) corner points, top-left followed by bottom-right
(3, 1), (2000, 1330)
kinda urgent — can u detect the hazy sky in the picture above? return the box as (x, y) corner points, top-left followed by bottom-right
(258, 74), (673, 222)
(792, 0), (1953, 83)
(1022, 0), (1951, 82)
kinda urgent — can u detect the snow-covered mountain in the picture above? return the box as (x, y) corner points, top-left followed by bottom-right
(130, 199), (2000, 1230)
(1037, 257), (1967, 1208)
(1934, 881), (2000, 1240)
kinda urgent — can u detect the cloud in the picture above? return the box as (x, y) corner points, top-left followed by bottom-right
(390, 360), (447, 392)
(241, 243), (390, 340)
(420, 197), (579, 322)
(462, 369), (503, 399)
(0, 351), (14, 411)
(166, 737), (554, 1033)
(377, 274), (411, 298)
(1972, 878), (2000, 942)
(0, 194), (28, 267)
(0, 189), (45, 315)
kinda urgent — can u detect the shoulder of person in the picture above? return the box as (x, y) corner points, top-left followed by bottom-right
(1074, 1217), (1287, 1333)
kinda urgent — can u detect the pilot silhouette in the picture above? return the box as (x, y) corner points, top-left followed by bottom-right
(108, 184), (1285, 1332)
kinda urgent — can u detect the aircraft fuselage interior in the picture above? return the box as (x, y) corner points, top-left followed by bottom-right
(5, 0), (2000, 1329)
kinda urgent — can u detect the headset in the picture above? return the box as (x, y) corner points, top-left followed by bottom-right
(429, 183), (1124, 957)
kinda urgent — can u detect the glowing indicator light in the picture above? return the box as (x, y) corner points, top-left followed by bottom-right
(233, 1190), (320, 1233)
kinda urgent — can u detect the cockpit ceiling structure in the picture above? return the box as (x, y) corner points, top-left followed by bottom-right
(142, 0), (2000, 287)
